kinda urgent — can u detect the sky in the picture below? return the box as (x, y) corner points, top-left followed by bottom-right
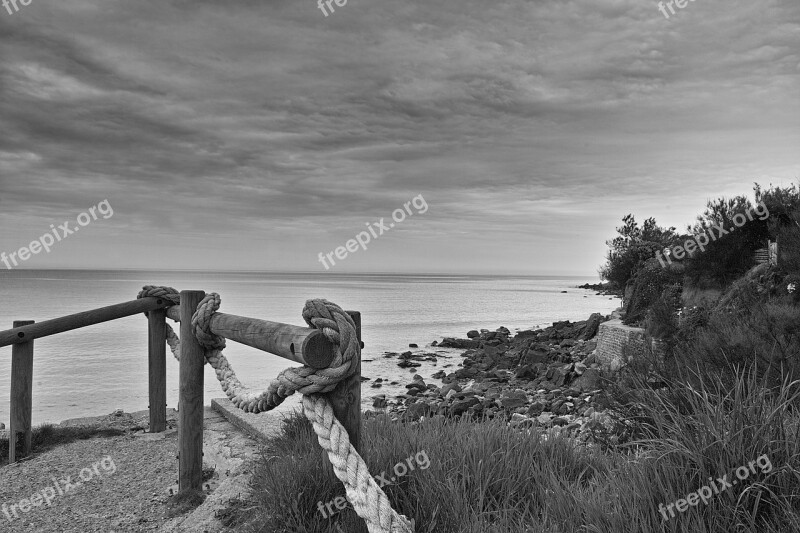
(0, 0), (798, 275)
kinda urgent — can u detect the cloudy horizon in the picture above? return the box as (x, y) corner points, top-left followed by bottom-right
(1, 0), (798, 275)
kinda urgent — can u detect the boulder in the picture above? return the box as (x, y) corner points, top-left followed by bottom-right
(439, 338), (481, 349)
(580, 313), (603, 341)
(500, 390), (528, 410)
(449, 397), (480, 416)
(514, 365), (537, 380)
(372, 395), (388, 408)
(573, 368), (601, 391)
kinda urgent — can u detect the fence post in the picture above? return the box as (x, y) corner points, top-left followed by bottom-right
(148, 307), (167, 433)
(327, 311), (361, 453)
(178, 290), (205, 493)
(9, 320), (35, 463)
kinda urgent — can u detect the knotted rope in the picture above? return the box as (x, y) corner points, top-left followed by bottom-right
(136, 286), (414, 533)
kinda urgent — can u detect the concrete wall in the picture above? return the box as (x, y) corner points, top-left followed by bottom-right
(595, 319), (665, 371)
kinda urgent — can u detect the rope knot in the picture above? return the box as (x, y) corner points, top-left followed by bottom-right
(137, 286), (180, 316)
(192, 293), (226, 350)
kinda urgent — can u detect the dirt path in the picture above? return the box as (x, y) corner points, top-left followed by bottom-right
(0, 411), (180, 532)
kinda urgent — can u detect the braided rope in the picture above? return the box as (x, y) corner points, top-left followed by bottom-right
(136, 286), (414, 533)
(303, 394), (415, 533)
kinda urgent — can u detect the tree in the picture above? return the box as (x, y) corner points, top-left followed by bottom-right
(599, 215), (679, 288)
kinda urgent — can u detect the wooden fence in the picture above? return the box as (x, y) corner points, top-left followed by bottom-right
(0, 290), (361, 494)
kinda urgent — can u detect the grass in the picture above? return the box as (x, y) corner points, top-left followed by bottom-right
(0, 424), (125, 466)
(225, 370), (800, 533)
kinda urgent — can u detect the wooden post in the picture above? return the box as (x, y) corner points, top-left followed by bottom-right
(178, 290), (205, 493)
(148, 308), (167, 433)
(327, 311), (361, 453)
(9, 320), (34, 463)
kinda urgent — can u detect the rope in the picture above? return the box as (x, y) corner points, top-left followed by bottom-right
(303, 394), (415, 533)
(136, 286), (414, 533)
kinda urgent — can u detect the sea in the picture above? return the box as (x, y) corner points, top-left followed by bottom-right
(0, 270), (621, 426)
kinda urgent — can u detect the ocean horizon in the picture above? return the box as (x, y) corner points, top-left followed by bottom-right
(0, 269), (621, 425)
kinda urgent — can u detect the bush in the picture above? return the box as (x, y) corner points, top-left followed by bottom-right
(683, 195), (770, 289)
(623, 261), (683, 326)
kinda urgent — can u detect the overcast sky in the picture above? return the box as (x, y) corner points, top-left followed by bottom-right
(0, 0), (798, 275)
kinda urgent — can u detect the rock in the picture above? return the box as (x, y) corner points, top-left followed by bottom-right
(0, 422), (4, 429)
(449, 397), (480, 416)
(514, 365), (537, 379)
(409, 343), (418, 348)
(440, 383), (461, 397)
(439, 338), (481, 349)
(573, 368), (601, 391)
(372, 395), (388, 408)
(527, 400), (547, 416)
(406, 381), (427, 393)
(113, 409), (124, 417)
(397, 360), (421, 368)
(551, 365), (572, 387)
(467, 330), (480, 339)
(500, 390), (528, 410)
(574, 362), (587, 376)
(371, 382), (382, 388)
(580, 313), (603, 340)
(431, 340), (438, 347)
(432, 370), (446, 379)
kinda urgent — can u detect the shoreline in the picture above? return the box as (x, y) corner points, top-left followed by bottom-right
(368, 310), (619, 444)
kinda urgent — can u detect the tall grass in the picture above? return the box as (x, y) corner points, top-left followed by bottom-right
(225, 371), (800, 533)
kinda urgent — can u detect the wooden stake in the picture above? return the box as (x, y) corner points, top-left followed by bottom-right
(9, 320), (34, 463)
(327, 311), (362, 453)
(148, 308), (167, 433)
(178, 291), (205, 493)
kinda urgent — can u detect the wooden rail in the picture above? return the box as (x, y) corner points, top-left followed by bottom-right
(0, 291), (361, 497)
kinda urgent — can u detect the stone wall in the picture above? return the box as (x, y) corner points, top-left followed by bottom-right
(595, 319), (665, 371)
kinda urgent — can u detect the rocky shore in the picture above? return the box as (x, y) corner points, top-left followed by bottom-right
(369, 312), (627, 444)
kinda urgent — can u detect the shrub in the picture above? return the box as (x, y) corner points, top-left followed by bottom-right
(623, 260), (683, 326)
(683, 195), (770, 289)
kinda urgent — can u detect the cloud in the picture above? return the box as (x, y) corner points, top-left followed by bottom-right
(0, 0), (798, 274)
